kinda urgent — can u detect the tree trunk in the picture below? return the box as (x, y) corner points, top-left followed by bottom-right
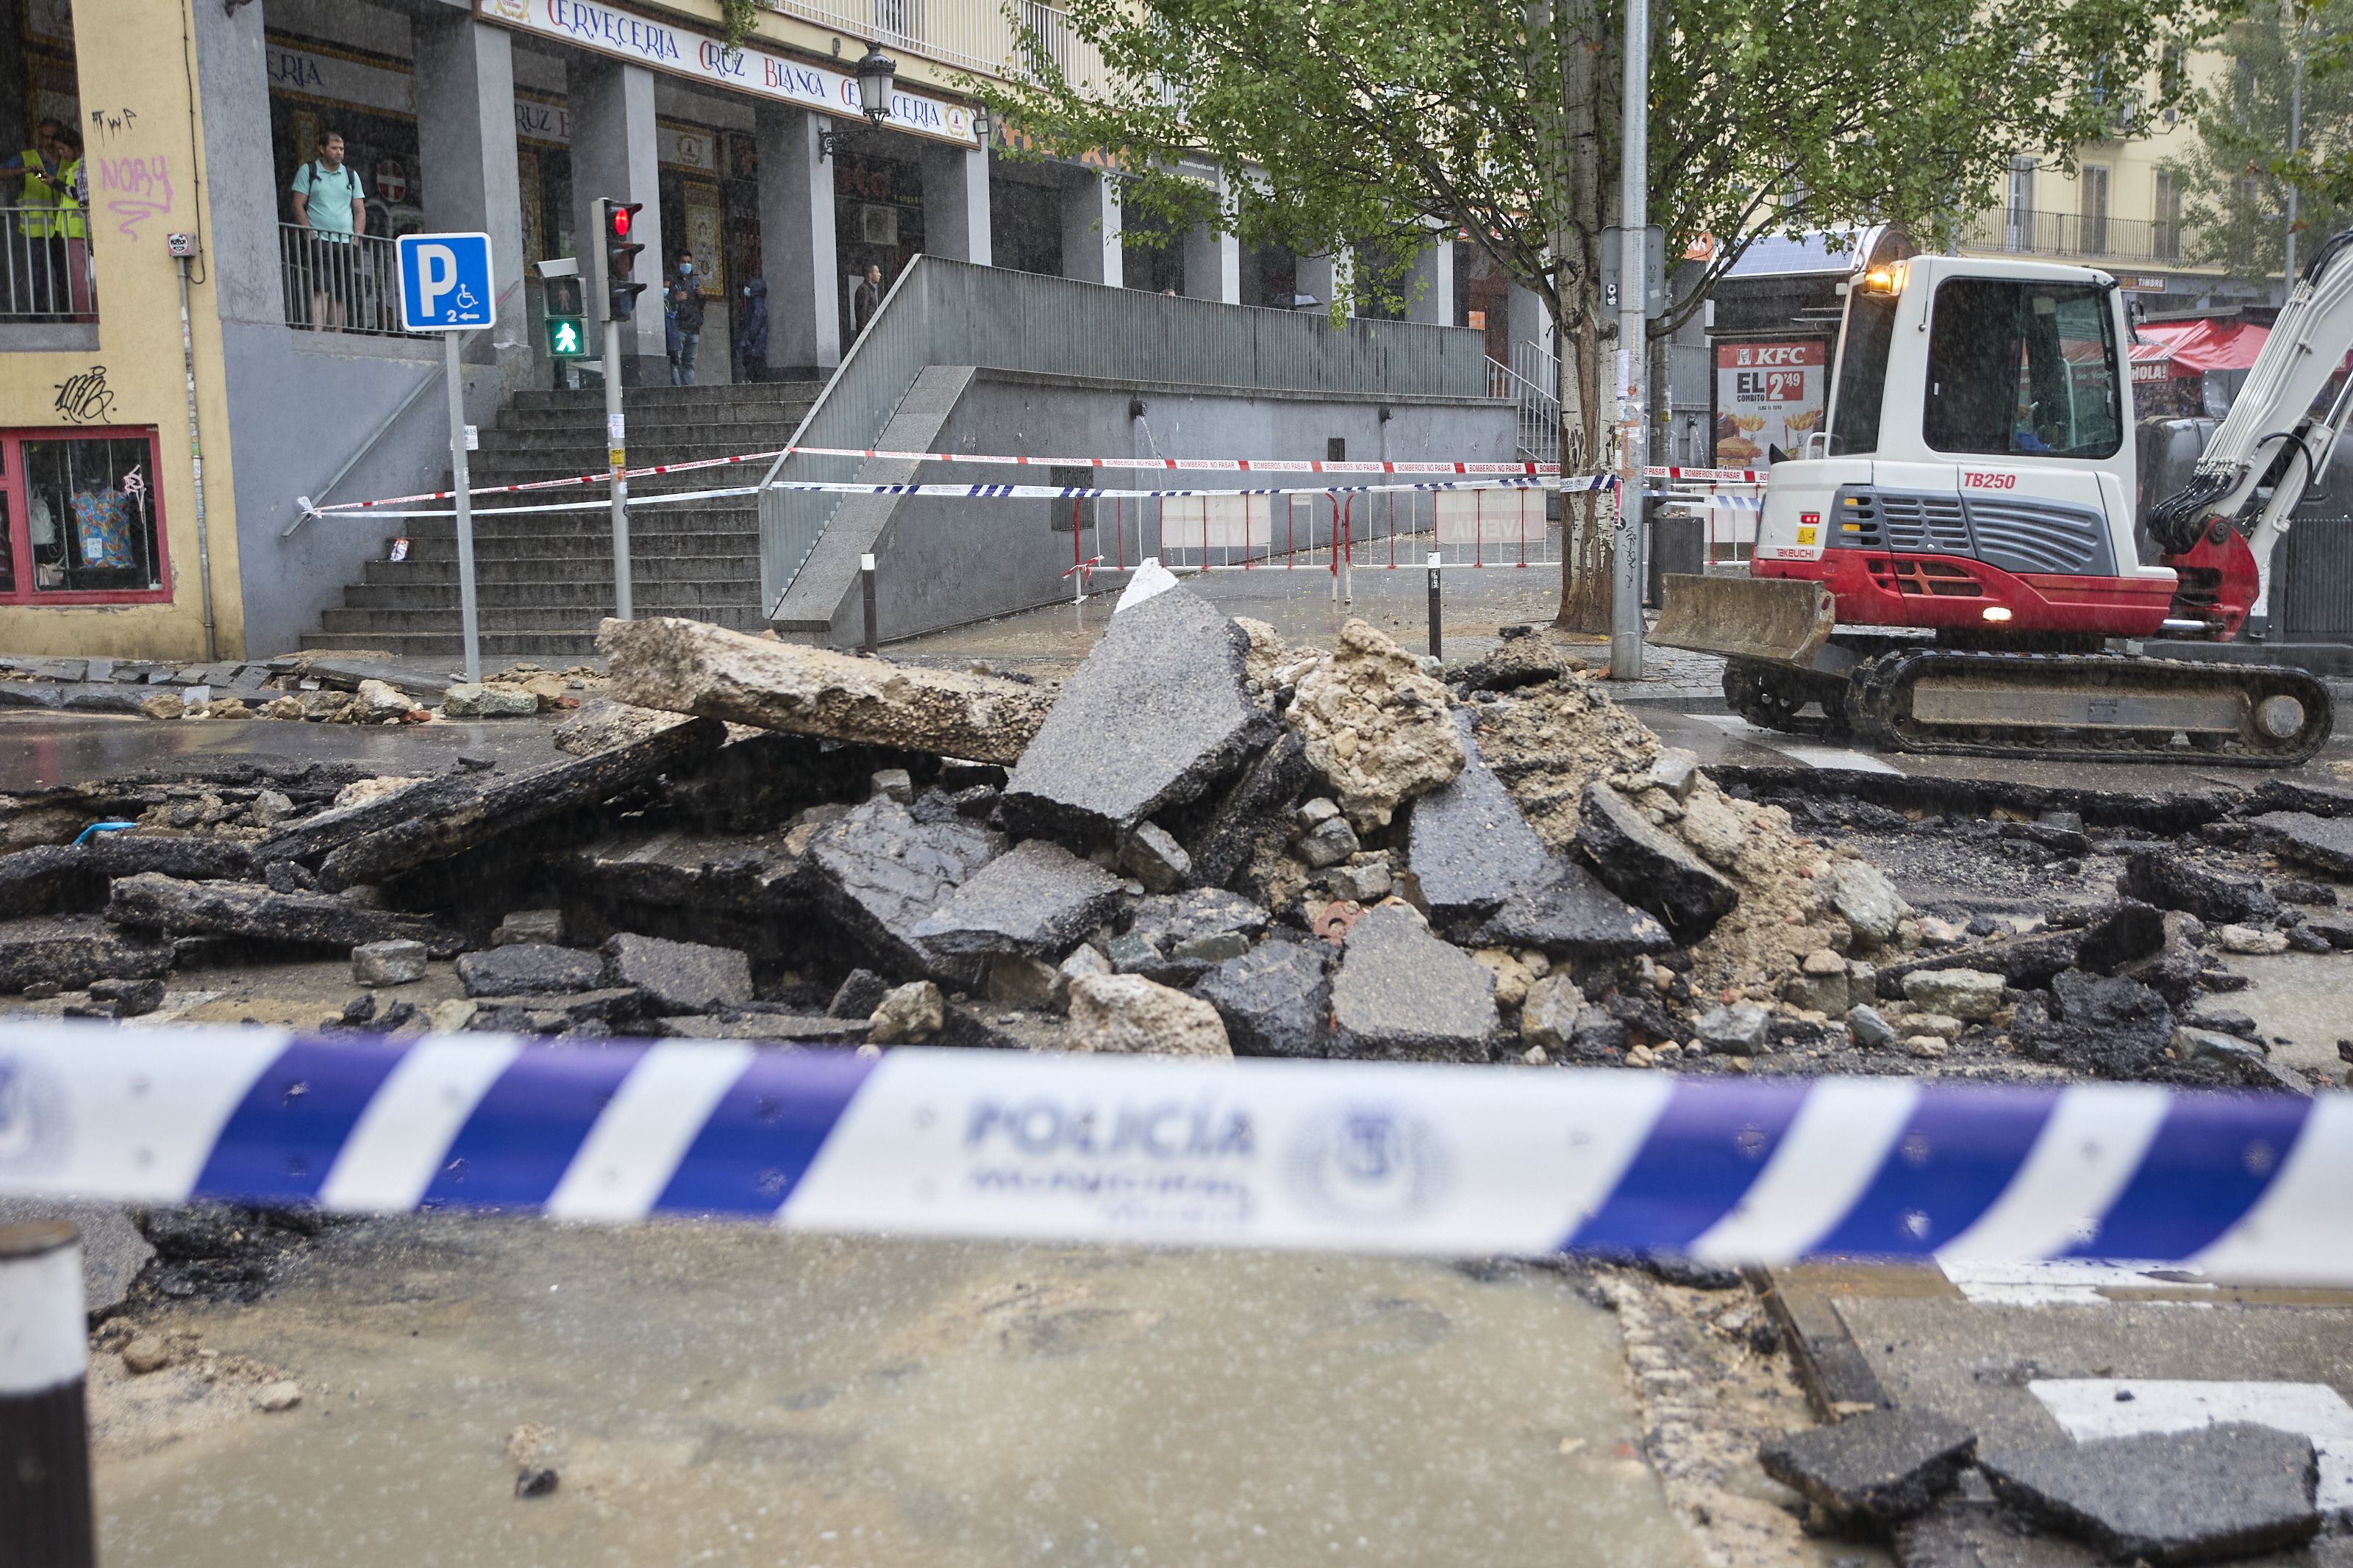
(1554, 0), (1609, 634)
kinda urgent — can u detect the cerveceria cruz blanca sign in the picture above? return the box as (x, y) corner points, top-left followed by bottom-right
(475, 0), (981, 148)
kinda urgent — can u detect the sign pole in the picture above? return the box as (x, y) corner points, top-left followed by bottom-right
(0, 1222), (95, 1568)
(445, 330), (482, 683)
(604, 314), (632, 623)
(1609, 0), (1650, 681)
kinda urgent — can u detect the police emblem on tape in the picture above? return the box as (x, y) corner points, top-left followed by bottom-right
(0, 1053), (69, 1178)
(1282, 1106), (1448, 1222)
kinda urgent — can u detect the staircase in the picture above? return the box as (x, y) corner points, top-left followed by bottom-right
(302, 380), (821, 659)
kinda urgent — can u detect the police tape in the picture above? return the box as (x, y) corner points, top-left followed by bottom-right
(313, 473), (1610, 523)
(301, 443), (1763, 517)
(0, 1022), (2344, 1281)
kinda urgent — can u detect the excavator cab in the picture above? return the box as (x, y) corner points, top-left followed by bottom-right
(1652, 252), (2334, 764)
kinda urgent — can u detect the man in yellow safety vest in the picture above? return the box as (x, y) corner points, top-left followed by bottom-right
(1, 119), (66, 315)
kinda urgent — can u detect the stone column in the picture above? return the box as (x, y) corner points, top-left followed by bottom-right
(920, 143), (990, 266)
(1404, 235), (1454, 326)
(757, 103), (840, 379)
(1060, 168), (1121, 286)
(1181, 220), (1240, 304)
(566, 54), (665, 383)
(414, 11), (526, 376)
(1295, 250), (1352, 313)
(1508, 282), (1553, 353)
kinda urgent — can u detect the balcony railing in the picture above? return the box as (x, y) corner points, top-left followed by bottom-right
(279, 223), (425, 338)
(760, 0), (1113, 93)
(1960, 207), (2185, 266)
(0, 205), (97, 323)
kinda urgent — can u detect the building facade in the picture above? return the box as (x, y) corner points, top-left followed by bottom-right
(1, 0), (1493, 662)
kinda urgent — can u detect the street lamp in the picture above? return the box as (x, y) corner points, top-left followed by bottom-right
(854, 42), (896, 124)
(822, 42), (898, 160)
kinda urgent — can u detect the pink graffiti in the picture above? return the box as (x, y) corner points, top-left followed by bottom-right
(96, 154), (173, 239)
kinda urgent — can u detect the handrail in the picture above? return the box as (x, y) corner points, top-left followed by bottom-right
(285, 276), (521, 537)
(752, 256), (1495, 615)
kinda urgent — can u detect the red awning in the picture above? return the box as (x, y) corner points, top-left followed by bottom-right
(2135, 318), (2269, 373)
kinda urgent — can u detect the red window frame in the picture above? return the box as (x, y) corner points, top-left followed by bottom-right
(0, 426), (172, 605)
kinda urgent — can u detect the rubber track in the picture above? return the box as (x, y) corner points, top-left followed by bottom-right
(1846, 648), (2335, 767)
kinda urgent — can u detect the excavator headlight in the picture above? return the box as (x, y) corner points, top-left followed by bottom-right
(1981, 606), (2013, 623)
(1860, 267), (1900, 295)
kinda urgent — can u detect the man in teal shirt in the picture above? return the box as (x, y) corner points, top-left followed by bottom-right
(290, 132), (366, 331)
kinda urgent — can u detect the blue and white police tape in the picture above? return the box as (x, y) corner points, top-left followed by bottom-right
(1, 1021), (2346, 1281)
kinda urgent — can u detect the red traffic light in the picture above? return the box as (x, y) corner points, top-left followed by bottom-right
(608, 203), (635, 240)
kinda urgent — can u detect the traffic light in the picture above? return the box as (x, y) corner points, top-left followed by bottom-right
(601, 198), (646, 323)
(543, 274), (588, 358)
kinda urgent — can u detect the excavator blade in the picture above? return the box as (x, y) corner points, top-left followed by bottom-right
(1650, 574), (1838, 671)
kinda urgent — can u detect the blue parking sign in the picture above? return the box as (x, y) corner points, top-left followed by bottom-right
(396, 232), (496, 332)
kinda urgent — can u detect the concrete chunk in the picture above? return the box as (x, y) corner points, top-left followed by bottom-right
(1758, 1408), (1977, 1535)
(1065, 973), (1232, 1056)
(352, 939), (429, 987)
(1979, 1424), (2318, 1565)
(1194, 942), (1332, 1059)
(1129, 889), (1268, 955)
(105, 874), (456, 955)
(600, 615), (1054, 766)
(807, 796), (1007, 982)
(2251, 811), (2353, 879)
(1329, 903), (1500, 1062)
(0, 915), (174, 991)
(909, 837), (1126, 959)
(1577, 782), (1738, 938)
(456, 943), (607, 998)
(1001, 586), (1274, 841)
(2118, 851), (2278, 925)
(1471, 855), (1672, 959)
(1407, 709), (1550, 920)
(601, 932), (752, 1015)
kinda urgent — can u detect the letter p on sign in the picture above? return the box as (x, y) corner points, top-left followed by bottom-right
(396, 232), (496, 332)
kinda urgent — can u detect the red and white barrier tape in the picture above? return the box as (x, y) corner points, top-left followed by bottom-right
(301, 444), (1764, 518)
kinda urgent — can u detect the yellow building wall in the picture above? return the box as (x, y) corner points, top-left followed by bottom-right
(0, 0), (244, 661)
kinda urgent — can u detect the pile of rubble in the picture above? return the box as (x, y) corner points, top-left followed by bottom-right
(0, 648), (602, 723)
(1, 582), (2345, 1085)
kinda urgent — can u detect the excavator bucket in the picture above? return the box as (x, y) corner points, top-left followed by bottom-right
(1651, 574), (1838, 671)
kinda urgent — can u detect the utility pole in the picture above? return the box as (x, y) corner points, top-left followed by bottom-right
(1608, 0), (1649, 679)
(596, 198), (646, 622)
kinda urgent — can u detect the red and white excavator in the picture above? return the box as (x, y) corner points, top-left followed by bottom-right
(1653, 227), (2353, 765)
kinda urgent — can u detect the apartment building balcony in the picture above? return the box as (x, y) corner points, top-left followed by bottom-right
(1959, 208), (2188, 268)
(762, 0), (1113, 92)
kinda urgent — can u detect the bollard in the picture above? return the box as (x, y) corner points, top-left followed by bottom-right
(1426, 551), (1442, 659)
(860, 553), (878, 655)
(0, 1222), (94, 1568)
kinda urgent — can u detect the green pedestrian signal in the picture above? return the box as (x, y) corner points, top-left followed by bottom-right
(546, 315), (588, 358)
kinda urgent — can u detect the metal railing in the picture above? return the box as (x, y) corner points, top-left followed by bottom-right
(757, 256), (1496, 611)
(279, 223), (424, 337)
(0, 205), (96, 322)
(1503, 338), (1561, 466)
(1960, 207), (2184, 265)
(761, 0), (1114, 90)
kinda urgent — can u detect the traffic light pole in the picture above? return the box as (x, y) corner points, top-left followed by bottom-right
(1608, 0), (1650, 681)
(604, 311), (632, 623)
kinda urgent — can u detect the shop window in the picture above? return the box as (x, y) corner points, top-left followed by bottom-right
(0, 428), (168, 603)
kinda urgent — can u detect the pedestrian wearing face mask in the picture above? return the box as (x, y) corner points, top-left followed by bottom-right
(735, 277), (768, 382)
(666, 256), (706, 386)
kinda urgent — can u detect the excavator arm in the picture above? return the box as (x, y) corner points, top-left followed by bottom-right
(2148, 227), (2353, 612)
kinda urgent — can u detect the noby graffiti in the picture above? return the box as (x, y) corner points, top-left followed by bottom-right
(96, 154), (174, 240)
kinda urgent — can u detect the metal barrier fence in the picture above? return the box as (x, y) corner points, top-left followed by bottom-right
(278, 223), (420, 337)
(0, 204), (95, 322)
(756, 256), (1498, 612)
(1074, 485), (1566, 586)
(1654, 476), (1766, 565)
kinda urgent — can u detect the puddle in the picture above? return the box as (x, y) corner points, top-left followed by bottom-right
(98, 1217), (1704, 1568)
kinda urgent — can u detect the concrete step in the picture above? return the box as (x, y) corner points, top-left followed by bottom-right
(296, 629), (617, 658)
(363, 553), (757, 586)
(322, 601), (758, 634)
(340, 578), (758, 612)
(504, 384), (823, 418)
(398, 515), (754, 546)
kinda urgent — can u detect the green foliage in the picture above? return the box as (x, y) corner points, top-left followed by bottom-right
(2171, 0), (2353, 278)
(718, 0), (762, 53)
(976, 0), (2218, 336)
